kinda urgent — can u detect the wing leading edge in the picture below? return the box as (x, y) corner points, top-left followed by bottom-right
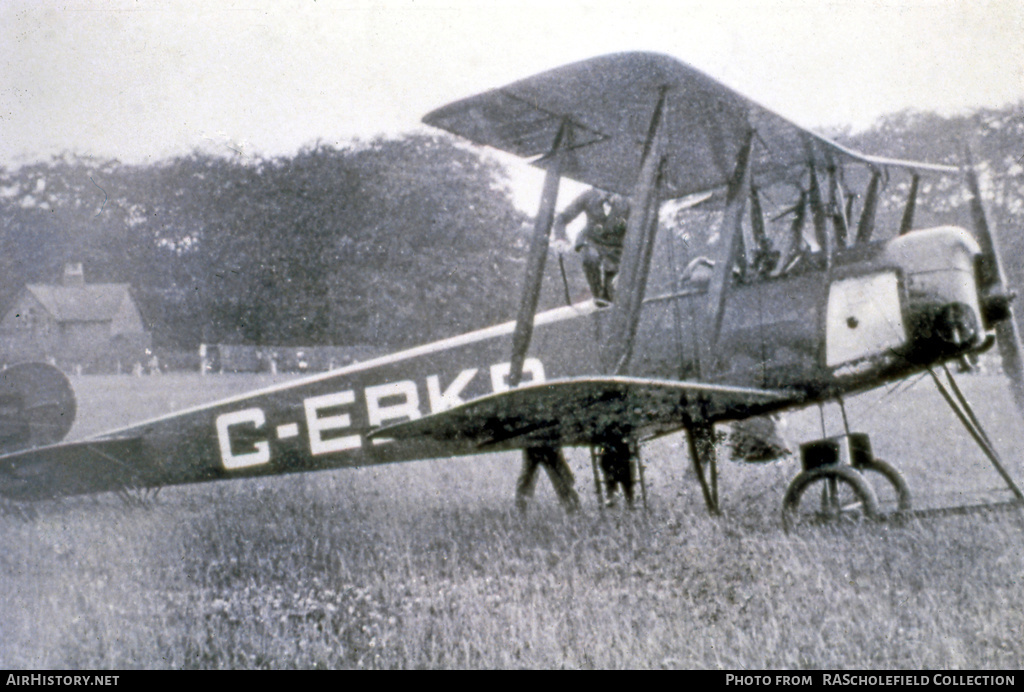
(368, 376), (791, 451)
(424, 52), (957, 199)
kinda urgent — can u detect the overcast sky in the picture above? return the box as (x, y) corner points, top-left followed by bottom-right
(2, 0), (1021, 205)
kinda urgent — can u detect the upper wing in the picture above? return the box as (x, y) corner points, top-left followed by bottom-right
(368, 376), (792, 451)
(424, 52), (956, 199)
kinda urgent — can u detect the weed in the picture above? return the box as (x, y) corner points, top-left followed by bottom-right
(1, 374), (1022, 668)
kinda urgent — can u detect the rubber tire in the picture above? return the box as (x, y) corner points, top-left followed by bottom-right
(782, 465), (880, 531)
(857, 458), (912, 514)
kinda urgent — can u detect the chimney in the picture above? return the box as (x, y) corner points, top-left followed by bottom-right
(62, 262), (85, 288)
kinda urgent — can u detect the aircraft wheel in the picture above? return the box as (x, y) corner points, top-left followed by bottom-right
(782, 465), (879, 531)
(857, 458), (911, 515)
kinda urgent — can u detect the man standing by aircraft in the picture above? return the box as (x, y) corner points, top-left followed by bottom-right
(552, 189), (631, 302)
(549, 190), (788, 498)
(548, 188), (638, 505)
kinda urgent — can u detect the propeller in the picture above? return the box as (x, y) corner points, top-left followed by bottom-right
(963, 151), (1024, 417)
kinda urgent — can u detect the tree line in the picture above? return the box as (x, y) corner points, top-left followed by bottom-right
(0, 134), (530, 350)
(0, 106), (1021, 352)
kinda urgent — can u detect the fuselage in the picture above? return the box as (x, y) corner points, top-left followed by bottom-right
(633, 225), (988, 394)
(59, 225), (989, 497)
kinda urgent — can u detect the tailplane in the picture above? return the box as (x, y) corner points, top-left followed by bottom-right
(0, 363), (76, 454)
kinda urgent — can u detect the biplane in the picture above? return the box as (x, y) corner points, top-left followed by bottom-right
(1, 52), (1022, 527)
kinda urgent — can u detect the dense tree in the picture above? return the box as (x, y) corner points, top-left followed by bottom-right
(0, 134), (530, 349)
(0, 106), (1021, 353)
(838, 106), (1024, 287)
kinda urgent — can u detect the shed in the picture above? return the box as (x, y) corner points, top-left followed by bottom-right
(0, 264), (151, 371)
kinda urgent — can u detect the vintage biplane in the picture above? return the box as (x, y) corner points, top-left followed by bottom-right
(1, 52), (1022, 526)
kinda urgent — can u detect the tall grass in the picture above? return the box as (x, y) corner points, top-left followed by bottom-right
(1, 374), (1022, 668)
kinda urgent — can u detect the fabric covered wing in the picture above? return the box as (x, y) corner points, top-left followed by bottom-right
(368, 377), (790, 451)
(424, 52), (956, 199)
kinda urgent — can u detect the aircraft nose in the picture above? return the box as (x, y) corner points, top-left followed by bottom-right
(929, 302), (981, 349)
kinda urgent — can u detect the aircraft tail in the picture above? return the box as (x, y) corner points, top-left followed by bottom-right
(0, 362), (76, 454)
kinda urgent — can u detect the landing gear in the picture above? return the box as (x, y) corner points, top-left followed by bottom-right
(857, 458), (912, 514)
(782, 464), (879, 530)
(782, 433), (911, 530)
(515, 446), (580, 513)
(687, 422), (720, 515)
(591, 440), (636, 508)
(516, 440), (648, 513)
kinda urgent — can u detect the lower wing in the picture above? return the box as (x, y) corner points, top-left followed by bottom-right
(369, 376), (791, 451)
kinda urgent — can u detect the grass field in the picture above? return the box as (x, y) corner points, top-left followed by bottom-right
(1, 372), (1023, 669)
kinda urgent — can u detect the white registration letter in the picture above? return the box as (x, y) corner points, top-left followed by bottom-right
(490, 358), (546, 393)
(305, 391), (361, 455)
(365, 381), (422, 426)
(217, 408), (270, 470)
(426, 369), (477, 412)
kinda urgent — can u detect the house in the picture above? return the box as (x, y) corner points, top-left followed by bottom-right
(0, 263), (151, 371)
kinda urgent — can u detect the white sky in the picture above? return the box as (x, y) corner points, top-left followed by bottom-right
(2, 0), (1022, 207)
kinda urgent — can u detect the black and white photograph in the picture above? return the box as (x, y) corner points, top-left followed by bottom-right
(1, 0), (1022, 671)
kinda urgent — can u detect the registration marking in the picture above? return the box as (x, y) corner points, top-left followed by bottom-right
(276, 423), (300, 439)
(216, 357), (547, 470)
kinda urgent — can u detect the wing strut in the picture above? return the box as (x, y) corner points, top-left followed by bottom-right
(508, 121), (567, 387)
(898, 173), (921, 235)
(507, 121), (582, 513)
(855, 170), (882, 244)
(700, 129), (754, 376)
(749, 186), (768, 264)
(827, 158), (850, 247)
(602, 88), (668, 374)
(806, 157), (832, 266)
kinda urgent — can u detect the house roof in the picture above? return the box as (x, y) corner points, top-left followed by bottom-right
(24, 284), (133, 323)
